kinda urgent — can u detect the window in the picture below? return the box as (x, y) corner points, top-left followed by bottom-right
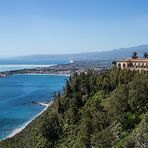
(123, 63), (126, 68)
(118, 63), (121, 68)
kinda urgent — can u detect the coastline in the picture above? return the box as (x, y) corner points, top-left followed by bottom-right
(14, 73), (70, 77)
(2, 101), (53, 141)
(0, 64), (54, 74)
(0, 71), (70, 141)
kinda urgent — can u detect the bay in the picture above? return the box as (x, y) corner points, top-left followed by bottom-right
(0, 74), (68, 140)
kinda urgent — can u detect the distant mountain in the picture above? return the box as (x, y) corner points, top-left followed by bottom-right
(1, 44), (148, 63)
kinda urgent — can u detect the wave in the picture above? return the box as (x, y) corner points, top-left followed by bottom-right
(3, 101), (53, 140)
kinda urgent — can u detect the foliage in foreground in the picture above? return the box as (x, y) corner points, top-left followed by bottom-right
(0, 68), (148, 148)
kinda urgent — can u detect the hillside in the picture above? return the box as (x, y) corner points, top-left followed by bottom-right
(0, 68), (148, 148)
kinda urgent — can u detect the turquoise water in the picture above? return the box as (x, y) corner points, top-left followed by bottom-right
(0, 74), (68, 140)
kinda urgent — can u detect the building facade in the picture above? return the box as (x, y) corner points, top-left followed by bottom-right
(116, 58), (148, 70)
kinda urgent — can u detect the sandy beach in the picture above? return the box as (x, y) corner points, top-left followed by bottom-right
(4, 101), (53, 140)
(0, 71), (68, 141)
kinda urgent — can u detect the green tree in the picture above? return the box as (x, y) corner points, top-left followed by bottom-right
(108, 85), (129, 129)
(144, 52), (148, 58)
(65, 80), (72, 97)
(112, 60), (116, 66)
(128, 78), (148, 113)
(41, 112), (61, 147)
(131, 52), (138, 59)
(91, 128), (114, 148)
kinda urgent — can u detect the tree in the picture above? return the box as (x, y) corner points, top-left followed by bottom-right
(91, 128), (114, 148)
(112, 61), (116, 66)
(65, 80), (72, 97)
(143, 52), (148, 58)
(131, 52), (138, 59)
(108, 85), (129, 129)
(41, 113), (61, 144)
(128, 78), (148, 113)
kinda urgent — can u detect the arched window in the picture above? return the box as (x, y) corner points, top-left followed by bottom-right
(123, 63), (126, 68)
(118, 63), (121, 68)
(130, 63), (133, 67)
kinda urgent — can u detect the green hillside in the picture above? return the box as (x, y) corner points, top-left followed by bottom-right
(0, 68), (148, 148)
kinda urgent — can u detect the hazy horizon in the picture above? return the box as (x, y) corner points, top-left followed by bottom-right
(0, 0), (148, 57)
(0, 43), (147, 59)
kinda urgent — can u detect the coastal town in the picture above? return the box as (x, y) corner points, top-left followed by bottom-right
(0, 60), (111, 77)
(0, 73), (6, 78)
(1, 52), (148, 78)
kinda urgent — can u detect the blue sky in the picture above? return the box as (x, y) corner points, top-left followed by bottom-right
(0, 0), (148, 57)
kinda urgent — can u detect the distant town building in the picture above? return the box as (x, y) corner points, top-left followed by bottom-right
(0, 73), (6, 78)
(116, 58), (148, 71)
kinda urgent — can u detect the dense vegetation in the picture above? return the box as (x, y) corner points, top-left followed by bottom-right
(0, 68), (148, 148)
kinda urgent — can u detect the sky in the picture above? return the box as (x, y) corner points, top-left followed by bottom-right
(0, 0), (148, 57)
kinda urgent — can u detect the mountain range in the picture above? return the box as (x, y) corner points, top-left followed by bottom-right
(0, 45), (148, 64)
(17, 44), (148, 61)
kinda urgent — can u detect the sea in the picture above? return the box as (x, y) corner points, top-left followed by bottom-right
(0, 59), (69, 140)
(0, 58), (69, 72)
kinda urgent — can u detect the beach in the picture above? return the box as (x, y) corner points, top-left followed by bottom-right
(4, 101), (53, 140)
(0, 73), (68, 140)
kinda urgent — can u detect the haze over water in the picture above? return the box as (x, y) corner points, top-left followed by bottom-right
(0, 59), (69, 72)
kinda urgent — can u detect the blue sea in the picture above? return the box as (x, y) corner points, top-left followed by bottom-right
(0, 74), (68, 140)
(0, 61), (69, 140)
